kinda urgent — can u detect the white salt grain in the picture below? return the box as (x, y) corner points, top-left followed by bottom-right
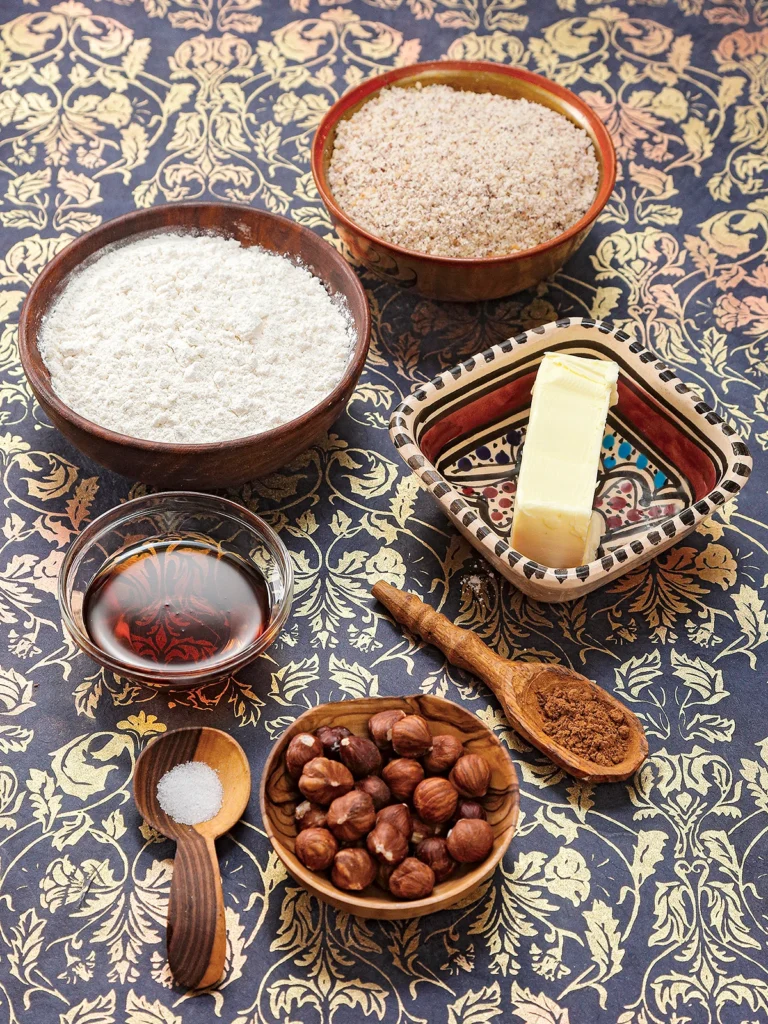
(39, 232), (355, 444)
(156, 761), (223, 825)
(328, 84), (600, 259)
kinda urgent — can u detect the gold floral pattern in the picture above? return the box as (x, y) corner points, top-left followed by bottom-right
(1, 1), (767, 1021)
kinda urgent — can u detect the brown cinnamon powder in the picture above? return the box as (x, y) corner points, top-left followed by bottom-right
(536, 686), (630, 766)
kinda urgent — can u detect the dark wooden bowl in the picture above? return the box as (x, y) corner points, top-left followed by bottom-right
(312, 61), (616, 302)
(260, 694), (520, 920)
(18, 203), (370, 488)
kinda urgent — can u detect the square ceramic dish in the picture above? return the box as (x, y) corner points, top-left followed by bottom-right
(389, 318), (752, 602)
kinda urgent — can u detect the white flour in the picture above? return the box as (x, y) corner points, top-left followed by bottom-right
(39, 232), (355, 444)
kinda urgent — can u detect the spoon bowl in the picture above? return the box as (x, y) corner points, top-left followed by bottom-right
(134, 727), (251, 989)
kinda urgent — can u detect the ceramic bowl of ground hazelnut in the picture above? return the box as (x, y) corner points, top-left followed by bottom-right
(260, 694), (519, 920)
(312, 60), (616, 302)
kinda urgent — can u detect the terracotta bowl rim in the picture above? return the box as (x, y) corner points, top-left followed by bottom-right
(18, 201), (371, 455)
(259, 693), (520, 916)
(311, 59), (617, 268)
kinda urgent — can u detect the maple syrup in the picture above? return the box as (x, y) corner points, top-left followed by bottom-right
(83, 539), (270, 674)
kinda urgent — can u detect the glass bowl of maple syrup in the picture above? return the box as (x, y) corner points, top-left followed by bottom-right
(59, 492), (293, 688)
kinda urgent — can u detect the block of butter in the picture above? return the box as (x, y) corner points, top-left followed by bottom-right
(510, 352), (619, 568)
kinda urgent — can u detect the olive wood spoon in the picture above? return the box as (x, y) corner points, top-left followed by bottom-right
(134, 727), (251, 989)
(373, 581), (648, 783)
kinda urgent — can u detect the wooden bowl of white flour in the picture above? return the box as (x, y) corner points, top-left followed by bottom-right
(19, 203), (370, 487)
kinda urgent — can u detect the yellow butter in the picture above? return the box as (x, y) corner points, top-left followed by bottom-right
(510, 352), (619, 569)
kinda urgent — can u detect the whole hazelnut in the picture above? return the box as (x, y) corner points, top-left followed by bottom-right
(368, 709), (406, 750)
(316, 725), (352, 758)
(389, 857), (435, 899)
(298, 757), (354, 806)
(286, 733), (323, 778)
(416, 837), (456, 883)
(446, 818), (494, 864)
(453, 799), (487, 823)
(391, 715), (432, 758)
(356, 775), (390, 811)
(295, 827), (337, 871)
(339, 735), (383, 778)
(382, 758), (424, 802)
(411, 816), (443, 846)
(295, 800), (327, 831)
(366, 821), (409, 865)
(377, 803), (412, 838)
(450, 754), (491, 798)
(413, 777), (458, 825)
(327, 790), (376, 842)
(376, 861), (395, 892)
(331, 848), (377, 891)
(424, 734), (464, 774)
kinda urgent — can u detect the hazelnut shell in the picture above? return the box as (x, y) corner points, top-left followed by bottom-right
(413, 777), (458, 825)
(446, 818), (494, 864)
(331, 848), (377, 891)
(389, 857), (435, 899)
(382, 758), (424, 802)
(449, 754), (491, 798)
(391, 715), (433, 758)
(295, 827), (337, 871)
(298, 757), (354, 806)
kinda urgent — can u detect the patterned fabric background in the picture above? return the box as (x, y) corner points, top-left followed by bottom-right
(0, 0), (767, 1022)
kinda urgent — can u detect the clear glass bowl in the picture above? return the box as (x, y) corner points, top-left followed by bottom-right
(59, 492), (293, 687)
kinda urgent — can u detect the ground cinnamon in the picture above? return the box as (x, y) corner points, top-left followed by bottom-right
(536, 686), (630, 766)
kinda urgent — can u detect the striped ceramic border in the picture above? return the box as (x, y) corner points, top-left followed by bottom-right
(389, 318), (752, 596)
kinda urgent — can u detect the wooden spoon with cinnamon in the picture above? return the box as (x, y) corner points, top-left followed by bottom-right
(373, 581), (647, 783)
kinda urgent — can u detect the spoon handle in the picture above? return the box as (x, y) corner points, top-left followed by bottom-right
(167, 831), (226, 990)
(372, 581), (523, 711)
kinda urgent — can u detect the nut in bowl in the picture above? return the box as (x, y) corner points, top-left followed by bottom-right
(312, 61), (616, 302)
(260, 695), (519, 920)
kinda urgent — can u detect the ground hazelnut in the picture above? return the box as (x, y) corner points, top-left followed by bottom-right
(339, 735), (383, 778)
(295, 800), (327, 831)
(298, 757), (354, 806)
(412, 777), (458, 824)
(285, 733), (323, 778)
(424, 734), (464, 774)
(416, 837), (456, 882)
(366, 821), (409, 865)
(450, 754), (491, 798)
(389, 857), (435, 899)
(316, 725), (352, 758)
(377, 803), (412, 838)
(331, 848), (377, 891)
(382, 758), (424, 801)
(327, 790), (376, 842)
(295, 827), (337, 871)
(368, 709), (406, 750)
(446, 818), (494, 864)
(391, 715), (433, 758)
(356, 775), (390, 811)
(411, 816), (443, 846)
(453, 799), (487, 823)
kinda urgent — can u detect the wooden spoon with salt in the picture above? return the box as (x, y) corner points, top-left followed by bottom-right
(373, 582), (647, 783)
(134, 727), (251, 990)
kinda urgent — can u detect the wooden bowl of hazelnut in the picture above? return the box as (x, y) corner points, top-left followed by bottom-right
(259, 694), (519, 919)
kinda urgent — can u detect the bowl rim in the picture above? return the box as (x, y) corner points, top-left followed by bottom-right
(259, 693), (520, 917)
(58, 490), (294, 686)
(18, 201), (371, 455)
(388, 317), (753, 596)
(312, 59), (617, 268)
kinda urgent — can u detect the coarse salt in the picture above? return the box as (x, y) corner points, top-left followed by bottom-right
(328, 84), (600, 259)
(156, 761), (224, 825)
(39, 232), (355, 444)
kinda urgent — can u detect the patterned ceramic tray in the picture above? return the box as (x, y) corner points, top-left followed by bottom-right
(389, 318), (752, 602)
